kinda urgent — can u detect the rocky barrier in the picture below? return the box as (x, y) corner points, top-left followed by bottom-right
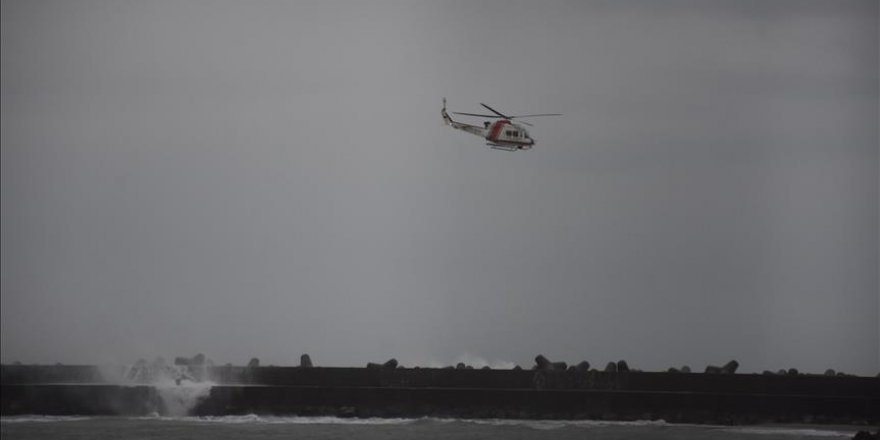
(2, 362), (878, 425)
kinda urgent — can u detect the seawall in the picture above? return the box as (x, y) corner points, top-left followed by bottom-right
(2, 364), (878, 425)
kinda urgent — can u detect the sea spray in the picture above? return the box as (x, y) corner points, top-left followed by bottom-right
(107, 357), (215, 416)
(423, 353), (517, 369)
(153, 378), (213, 417)
(453, 353), (516, 370)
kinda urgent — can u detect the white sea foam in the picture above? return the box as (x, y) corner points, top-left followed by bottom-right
(717, 427), (858, 437)
(125, 415), (674, 429)
(8, 414), (854, 436)
(456, 418), (670, 430)
(0, 415), (92, 423)
(131, 414), (418, 425)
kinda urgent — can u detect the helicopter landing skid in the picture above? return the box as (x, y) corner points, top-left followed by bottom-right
(488, 143), (520, 152)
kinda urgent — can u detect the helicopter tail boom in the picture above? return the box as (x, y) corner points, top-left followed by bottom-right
(442, 98), (487, 138)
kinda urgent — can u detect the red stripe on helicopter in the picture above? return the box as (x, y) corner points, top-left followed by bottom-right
(487, 120), (508, 141)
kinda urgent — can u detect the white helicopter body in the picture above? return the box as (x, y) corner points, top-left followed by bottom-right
(441, 98), (560, 151)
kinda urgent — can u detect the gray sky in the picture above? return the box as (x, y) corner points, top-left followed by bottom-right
(2, 0), (878, 375)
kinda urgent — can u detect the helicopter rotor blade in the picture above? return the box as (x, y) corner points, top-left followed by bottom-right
(452, 112), (502, 118)
(480, 103), (511, 119)
(517, 120), (534, 127)
(508, 113), (562, 118)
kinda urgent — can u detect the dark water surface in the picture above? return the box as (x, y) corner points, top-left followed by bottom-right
(0, 415), (865, 440)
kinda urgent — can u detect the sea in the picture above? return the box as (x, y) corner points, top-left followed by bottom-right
(0, 415), (868, 440)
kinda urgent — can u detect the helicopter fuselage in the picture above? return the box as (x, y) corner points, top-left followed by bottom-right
(485, 120), (534, 150)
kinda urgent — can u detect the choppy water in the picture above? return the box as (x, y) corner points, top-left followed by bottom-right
(1, 415), (865, 440)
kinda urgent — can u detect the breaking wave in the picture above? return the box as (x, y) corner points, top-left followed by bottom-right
(127, 415), (672, 430)
(2, 413), (861, 437)
(1, 415), (93, 423)
(716, 427), (858, 437)
(132, 414), (417, 425)
(453, 418), (669, 430)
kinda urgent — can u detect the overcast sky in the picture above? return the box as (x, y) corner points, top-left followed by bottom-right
(2, 0), (878, 375)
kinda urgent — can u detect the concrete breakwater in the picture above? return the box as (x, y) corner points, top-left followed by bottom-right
(2, 364), (878, 425)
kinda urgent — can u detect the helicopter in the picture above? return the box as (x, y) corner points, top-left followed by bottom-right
(441, 98), (561, 151)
